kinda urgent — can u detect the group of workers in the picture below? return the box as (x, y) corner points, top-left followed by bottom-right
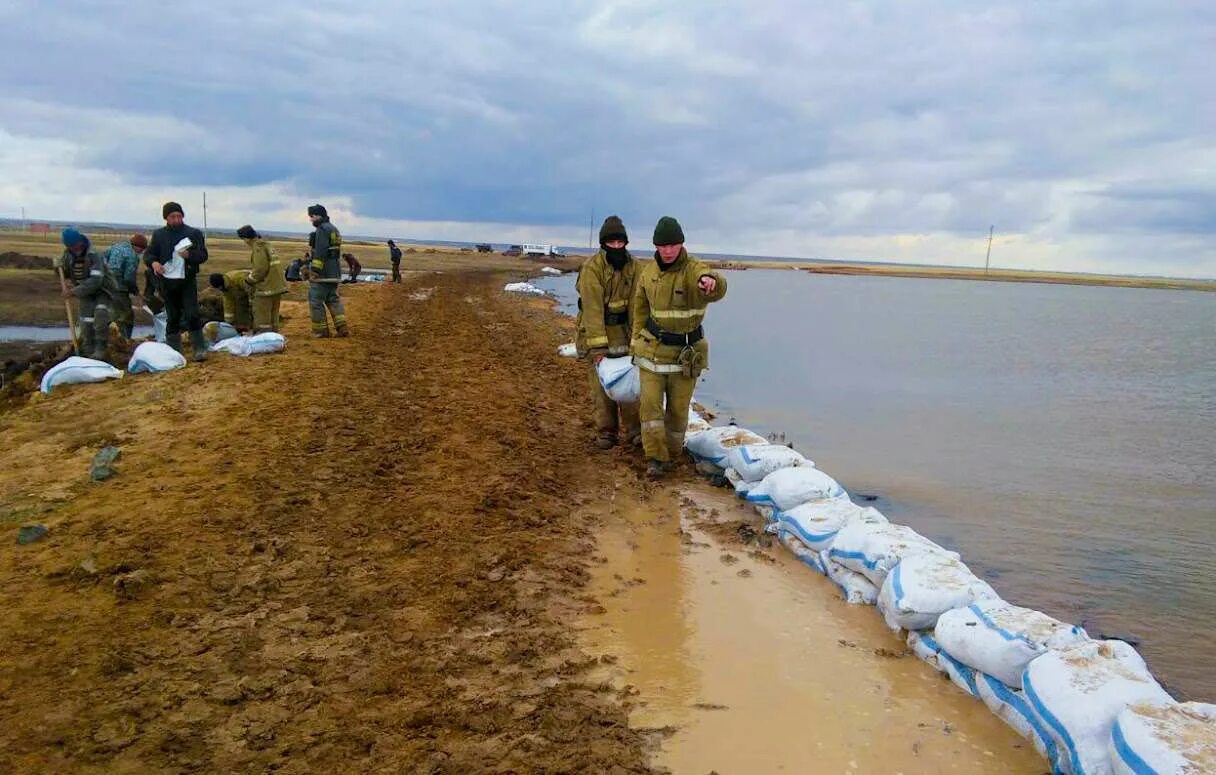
(57, 202), (356, 362)
(576, 215), (727, 479)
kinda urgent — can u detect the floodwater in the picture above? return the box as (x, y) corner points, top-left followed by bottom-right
(0, 324), (155, 342)
(539, 269), (1216, 700)
(578, 486), (1045, 773)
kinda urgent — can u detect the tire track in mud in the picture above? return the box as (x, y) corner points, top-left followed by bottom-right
(0, 273), (655, 773)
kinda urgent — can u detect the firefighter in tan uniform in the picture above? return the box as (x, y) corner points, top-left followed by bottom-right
(630, 217), (727, 478)
(237, 225), (288, 332)
(576, 216), (640, 449)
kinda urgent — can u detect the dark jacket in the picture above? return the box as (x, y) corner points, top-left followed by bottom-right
(390, 246), (403, 264)
(59, 239), (122, 301)
(143, 223), (209, 278)
(309, 221), (342, 283)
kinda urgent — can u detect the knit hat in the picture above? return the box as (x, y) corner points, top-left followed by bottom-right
(599, 215), (628, 245)
(130, 234), (148, 250)
(236, 224), (258, 240)
(208, 273), (226, 289)
(652, 216), (685, 246)
(387, 239), (395, 246)
(307, 204), (328, 219)
(162, 201), (184, 219)
(61, 227), (87, 248)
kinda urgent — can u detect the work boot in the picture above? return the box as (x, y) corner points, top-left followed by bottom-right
(313, 329), (331, 339)
(166, 334), (182, 354)
(627, 432), (642, 448)
(189, 329), (208, 362)
(646, 460), (666, 480)
(336, 325), (350, 338)
(79, 326), (96, 358)
(595, 434), (616, 450)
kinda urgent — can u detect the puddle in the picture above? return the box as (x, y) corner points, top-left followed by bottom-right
(0, 325), (155, 342)
(579, 485), (1045, 774)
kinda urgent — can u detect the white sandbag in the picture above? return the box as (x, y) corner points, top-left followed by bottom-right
(144, 305), (168, 343)
(209, 332), (287, 357)
(828, 521), (957, 586)
(202, 320), (240, 344)
(127, 342), (187, 374)
(40, 357), (123, 394)
(823, 552), (879, 605)
(1023, 640), (1172, 775)
(1110, 701), (1216, 775)
(724, 468), (757, 498)
(744, 466), (846, 512)
(503, 281), (546, 295)
(540, 266), (562, 275)
(877, 553), (998, 632)
(724, 444), (813, 483)
(776, 531), (827, 576)
(557, 342), (578, 358)
(935, 600), (1091, 688)
(596, 356), (640, 403)
(977, 672), (1065, 768)
(686, 407), (711, 433)
(773, 500), (886, 553)
(684, 425), (768, 466)
(906, 631), (981, 698)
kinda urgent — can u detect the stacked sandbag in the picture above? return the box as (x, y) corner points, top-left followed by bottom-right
(934, 600), (1091, 687)
(744, 466), (846, 511)
(776, 530), (828, 576)
(1110, 701), (1216, 775)
(976, 673), (1064, 767)
(724, 467), (758, 498)
(823, 551), (879, 605)
(127, 342), (187, 374)
(685, 425), (768, 467)
(202, 320), (240, 344)
(877, 553), (998, 632)
(596, 356), (640, 403)
(906, 631), (981, 698)
(1023, 640), (1173, 775)
(773, 500), (886, 553)
(724, 443), (812, 483)
(40, 357), (124, 394)
(503, 281), (546, 295)
(828, 520), (957, 586)
(686, 407), (712, 434)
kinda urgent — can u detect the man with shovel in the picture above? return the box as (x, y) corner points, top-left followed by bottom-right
(58, 227), (123, 361)
(143, 201), (209, 361)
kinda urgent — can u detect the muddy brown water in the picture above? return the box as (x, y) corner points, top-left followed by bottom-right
(540, 269), (1216, 701)
(579, 485), (1045, 773)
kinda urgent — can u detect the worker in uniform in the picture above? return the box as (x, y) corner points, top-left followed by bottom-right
(576, 215), (640, 449)
(237, 225), (288, 332)
(388, 240), (403, 283)
(305, 204), (349, 337)
(630, 217), (727, 479)
(59, 227), (123, 360)
(342, 253), (362, 284)
(209, 271), (254, 331)
(102, 233), (147, 338)
(143, 201), (209, 360)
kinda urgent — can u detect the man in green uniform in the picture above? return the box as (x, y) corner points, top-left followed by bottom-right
(630, 217), (727, 479)
(237, 225), (288, 332)
(577, 216), (640, 449)
(209, 271), (254, 331)
(305, 204), (349, 337)
(59, 228), (123, 360)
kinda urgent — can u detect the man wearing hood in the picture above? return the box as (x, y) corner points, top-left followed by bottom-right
(630, 217), (727, 479)
(576, 216), (640, 449)
(103, 233), (147, 338)
(305, 204), (349, 337)
(143, 201), (210, 360)
(58, 227), (123, 360)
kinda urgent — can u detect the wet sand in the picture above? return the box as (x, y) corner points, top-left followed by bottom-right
(578, 485), (1045, 773)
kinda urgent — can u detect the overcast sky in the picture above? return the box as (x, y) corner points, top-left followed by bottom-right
(2, 1), (1213, 276)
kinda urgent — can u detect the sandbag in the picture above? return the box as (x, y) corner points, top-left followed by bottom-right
(40, 357), (123, 394)
(503, 281), (545, 295)
(686, 407), (712, 433)
(823, 552), (878, 605)
(685, 425), (768, 466)
(724, 467), (757, 498)
(150, 308), (168, 343)
(209, 332), (287, 357)
(203, 320), (240, 344)
(127, 342), (187, 374)
(557, 343), (578, 358)
(596, 356), (640, 403)
(1110, 701), (1216, 775)
(1023, 640), (1172, 775)
(773, 500), (886, 553)
(977, 672), (1065, 768)
(744, 466), (846, 512)
(828, 521), (957, 586)
(776, 531), (827, 575)
(935, 600), (1091, 688)
(906, 631), (981, 698)
(724, 444), (813, 483)
(540, 266), (562, 275)
(877, 553), (998, 632)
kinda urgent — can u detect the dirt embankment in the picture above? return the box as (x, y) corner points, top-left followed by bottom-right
(0, 274), (655, 773)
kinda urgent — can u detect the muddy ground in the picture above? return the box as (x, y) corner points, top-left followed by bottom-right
(0, 272), (658, 773)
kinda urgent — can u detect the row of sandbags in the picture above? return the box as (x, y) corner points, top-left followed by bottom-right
(683, 421), (1215, 775)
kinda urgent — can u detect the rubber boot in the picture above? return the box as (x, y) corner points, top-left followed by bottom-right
(80, 326), (96, 359)
(646, 459), (665, 480)
(595, 434), (616, 450)
(166, 334), (183, 354)
(189, 329), (208, 362)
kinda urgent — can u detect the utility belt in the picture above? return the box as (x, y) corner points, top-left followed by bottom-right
(646, 317), (703, 346)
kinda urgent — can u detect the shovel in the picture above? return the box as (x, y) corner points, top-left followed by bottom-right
(55, 264), (81, 354)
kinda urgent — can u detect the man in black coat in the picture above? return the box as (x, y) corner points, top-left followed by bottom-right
(143, 201), (209, 360)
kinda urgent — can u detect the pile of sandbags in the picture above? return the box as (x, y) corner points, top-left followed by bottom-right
(934, 600), (1090, 687)
(743, 466), (846, 511)
(503, 281), (546, 295)
(773, 500), (885, 554)
(724, 443), (812, 482)
(1111, 701), (1216, 774)
(684, 425), (768, 467)
(828, 520), (956, 586)
(877, 553), (997, 632)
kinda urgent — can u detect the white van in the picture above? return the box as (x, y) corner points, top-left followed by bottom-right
(521, 244), (566, 258)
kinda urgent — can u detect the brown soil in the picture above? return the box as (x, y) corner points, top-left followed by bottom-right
(0, 251), (55, 270)
(0, 273), (654, 773)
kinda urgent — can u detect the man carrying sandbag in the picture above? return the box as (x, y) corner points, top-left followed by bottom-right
(630, 217), (727, 479)
(305, 204), (350, 337)
(58, 227), (123, 361)
(576, 215), (640, 449)
(237, 225), (288, 332)
(144, 201), (209, 361)
(102, 233), (147, 338)
(209, 271), (254, 332)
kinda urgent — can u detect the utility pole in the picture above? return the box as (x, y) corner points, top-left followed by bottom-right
(202, 191), (209, 237)
(984, 225), (994, 274)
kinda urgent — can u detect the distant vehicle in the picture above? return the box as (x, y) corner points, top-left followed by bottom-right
(503, 245), (523, 257)
(475, 243), (493, 253)
(521, 243), (565, 258)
